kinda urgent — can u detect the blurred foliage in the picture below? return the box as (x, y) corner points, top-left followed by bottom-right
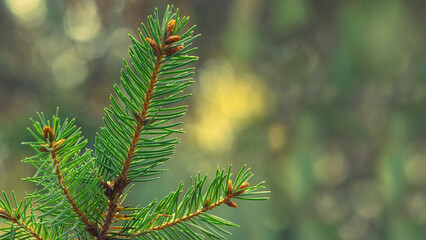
(0, 0), (425, 239)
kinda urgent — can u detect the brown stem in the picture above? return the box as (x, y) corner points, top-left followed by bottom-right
(50, 146), (99, 237)
(99, 47), (165, 240)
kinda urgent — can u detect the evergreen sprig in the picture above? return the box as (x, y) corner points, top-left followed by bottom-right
(0, 6), (269, 240)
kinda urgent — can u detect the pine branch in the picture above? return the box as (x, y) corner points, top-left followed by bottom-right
(95, 6), (198, 184)
(99, 14), (165, 240)
(22, 111), (108, 238)
(1, 5), (269, 240)
(138, 189), (244, 236)
(110, 166), (269, 240)
(0, 192), (75, 240)
(0, 208), (43, 240)
(46, 126), (99, 237)
(98, 6), (198, 238)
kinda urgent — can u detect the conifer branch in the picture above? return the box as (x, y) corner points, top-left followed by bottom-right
(134, 186), (246, 238)
(0, 208), (44, 240)
(99, 23), (166, 240)
(16, 220), (44, 240)
(111, 166), (269, 239)
(45, 126), (100, 238)
(1, 6), (269, 240)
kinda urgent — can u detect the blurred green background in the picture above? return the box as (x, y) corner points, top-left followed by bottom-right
(1, 0), (426, 239)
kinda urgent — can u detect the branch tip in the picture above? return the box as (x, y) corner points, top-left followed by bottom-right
(146, 38), (161, 55)
(165, 35), (180, 44)
(54, 139), (66, 148)
(203, 197), (209, 209)
(167, 19), (175, 36)
(225, 200), (238, 208)
(164, 45), (183, 56)
(227, 180), (233, 195)
(43, 126), (54, 142)
(236, 182), (249, 195)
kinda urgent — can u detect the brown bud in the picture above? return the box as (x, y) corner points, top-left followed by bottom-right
(0, 209), (12, 221)
(146, 38), (161, 55)
(204, 197), (210, 209)
(227, 180), (233, 195)
(164, 45), (183, 56)
(165, 35), (180, 45)
(236, 182), (250, 195)
(167, 19), (175, 36)
(54, 139), (66, 149)
(43, 126), (54, 142)
(238, 182), (249, 190)
(225, 200), (238, 208)
(15, 210), (20, 220)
